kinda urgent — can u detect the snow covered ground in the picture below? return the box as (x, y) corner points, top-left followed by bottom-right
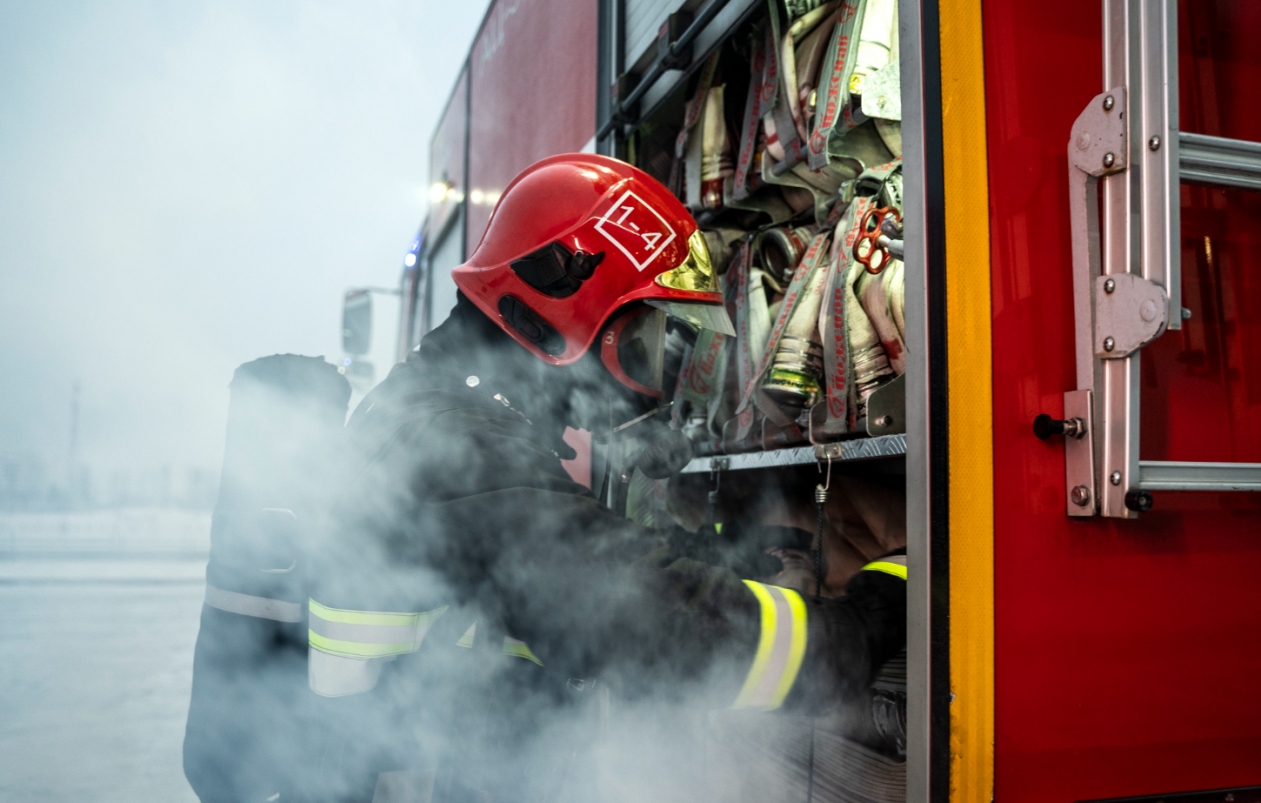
(0, 511), (208, 802)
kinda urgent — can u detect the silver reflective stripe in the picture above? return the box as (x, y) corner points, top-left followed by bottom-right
(743, 585), (794, 707)
(308, 648), (387, 697)
(307, 600), (447, 659)
(309, 617), (425, 645)
(204, 584), (302, 623)
(732, 581), (809, 711)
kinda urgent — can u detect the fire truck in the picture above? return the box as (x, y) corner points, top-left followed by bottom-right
(339, 0), (1261, 800)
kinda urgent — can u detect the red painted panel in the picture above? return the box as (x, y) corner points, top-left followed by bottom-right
(465, 0), (598, 258)
(984, 1), (1261, 800)
(427, 67), (469, 245)
(1142, 1), (1261, 466)
(1179, 0), (1261, 143)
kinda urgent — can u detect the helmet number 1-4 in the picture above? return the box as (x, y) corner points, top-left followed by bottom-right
(594, 190), (678, 272)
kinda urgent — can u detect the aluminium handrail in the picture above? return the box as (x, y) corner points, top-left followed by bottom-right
(1179, 131), (1261, 192)
(598, 0), (736, 140)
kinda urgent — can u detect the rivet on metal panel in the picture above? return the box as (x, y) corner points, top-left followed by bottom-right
(1104, 278), (1116, 294)
(1103, 336), (1116, 352)
(1102, 94), (1114, 111)
(1103, 152), (1116, 168)
(1070, 485), (1091, 507)
(1181, 307), (1192, 320)
(1148, 135), (1161, 151)
(1110, 470), (1122, 486)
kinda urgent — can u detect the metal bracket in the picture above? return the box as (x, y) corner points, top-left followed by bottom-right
(1068, 87), (1129, 387)
(1094, 273), (1168, 358)
(1063, 389), (1097, 516)
(866, 374), (907, 436)
(1069, 87), (1129, 177)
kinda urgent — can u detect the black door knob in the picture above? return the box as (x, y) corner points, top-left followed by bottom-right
(1033, 413), (1086, 441)
(1124, 489), (1154, 512)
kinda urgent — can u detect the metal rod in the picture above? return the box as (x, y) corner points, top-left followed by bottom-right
(1138, 460), (1261, 491)
(1179, 131), (1261, 192)
(596, 0), (736, 140)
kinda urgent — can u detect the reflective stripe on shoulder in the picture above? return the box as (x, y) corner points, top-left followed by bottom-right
(204, 584), (302, 623)
(862, 554), (908, 580)
(731, 580), (808, 711)
(307, 599), (447, 659)
(502, 637), (543, 666)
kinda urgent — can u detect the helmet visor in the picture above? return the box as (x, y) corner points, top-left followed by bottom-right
(601, 306), (667, 398)
(645, 299), (735, 336)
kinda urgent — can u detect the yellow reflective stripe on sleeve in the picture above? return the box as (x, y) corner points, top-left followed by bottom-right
(862, 560), (908, 581)
(502, 637), (543, 666)
(308, 599), (427, 627)
(307, 598), (447, 659)
(732, 580), (808, 711)
(455, 623), (476, 649)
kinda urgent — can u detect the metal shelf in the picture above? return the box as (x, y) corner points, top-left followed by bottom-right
(679, 433), (907, 474)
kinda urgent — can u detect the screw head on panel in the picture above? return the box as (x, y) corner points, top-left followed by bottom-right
(1182, 307), (1192, 320)
(1103, 152), (1116, 168)
(1103, 336), (1116, 352)
(1103, 95), (1115, 111)
(1148, 135), (1161, 151)
(1071, 485), (1092, 507)
(1104, 278), (1116, 294)
(1110, 470), (1122, 486)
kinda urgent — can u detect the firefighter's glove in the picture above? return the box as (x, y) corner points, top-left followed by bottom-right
(792, 563), (907, 713)
(620, 419), (694, 479)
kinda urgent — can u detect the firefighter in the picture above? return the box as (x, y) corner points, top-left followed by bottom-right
(303, 154), (906, 802)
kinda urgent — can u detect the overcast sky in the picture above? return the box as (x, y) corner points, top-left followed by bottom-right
(0, 0), (489, 490)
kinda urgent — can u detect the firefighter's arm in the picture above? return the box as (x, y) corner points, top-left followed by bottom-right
(418, 486), (905, 712)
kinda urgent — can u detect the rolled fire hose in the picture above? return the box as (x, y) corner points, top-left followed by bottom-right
(845, 255), (896, 416)
(762, 251), (833, 413)
(755, 225), (814, 289)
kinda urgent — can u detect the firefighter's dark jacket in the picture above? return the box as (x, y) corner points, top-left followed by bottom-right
(310, 296), (906, 712)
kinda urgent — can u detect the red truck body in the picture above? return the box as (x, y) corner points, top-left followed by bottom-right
(388, 1), (1261, 799)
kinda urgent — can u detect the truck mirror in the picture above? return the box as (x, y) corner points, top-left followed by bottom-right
(342, 289), (372, 355)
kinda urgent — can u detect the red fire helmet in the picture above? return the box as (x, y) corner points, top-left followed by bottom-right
(452, 154), (734, 377)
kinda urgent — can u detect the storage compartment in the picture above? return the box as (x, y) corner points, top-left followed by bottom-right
(602, 1), (914, 800)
